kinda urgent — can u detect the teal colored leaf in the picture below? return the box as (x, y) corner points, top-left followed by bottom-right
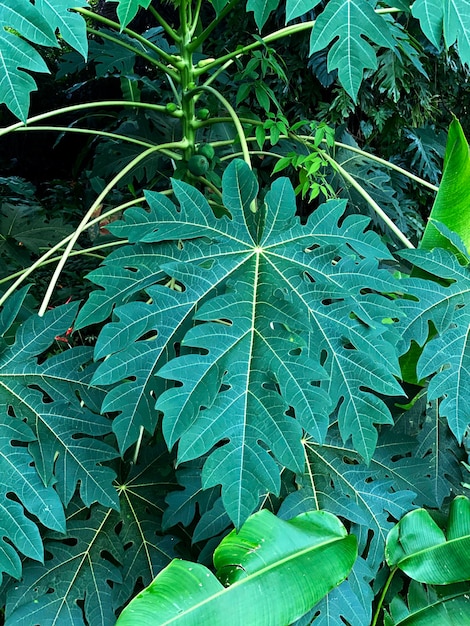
(247, 0), (281, 30)
(298, 557), (374, 626)
(35, 0), (88, 57)
(0, 285), (30, 339)
(412, 0), (470, 64)
(386, 496), (470, 584)
(399, 248), (470, 442)
(113, 0), (152, 29)
(85, 159), (403, 526)
(420, 117), (470, 254)
(113, 445), (179, 609)
(298, 436), (418, 571)
(0, 303), (119, 510)
(286, 0), (323, 23)
(4, 506), (122, 626)
(410, 397), (465, 507)
(162, 463), (221, 530)
(0, 0), (87, 120)
(310, 0), (398, 101)
(386, 580), (470, 625)
(0, 417), (65, 583)
(115, 509), (357, 626)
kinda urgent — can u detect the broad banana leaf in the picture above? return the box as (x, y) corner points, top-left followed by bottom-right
(420, 117), (470, 254)
(386, 496), (470, 584)
(385, 580), (470, 625)
(115, 509), (357, 625)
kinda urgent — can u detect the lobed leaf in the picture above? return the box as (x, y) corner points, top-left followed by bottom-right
(310, 0), (399, 101)
(398, 248), (470, 442)
(84, 159), (404, 526)
(0, 0), (87, 120)
(0, 303), (119, 511)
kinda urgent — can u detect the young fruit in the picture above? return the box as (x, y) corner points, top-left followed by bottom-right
(187, 154), (210, 176)
(196, 143), (215, 160)
(165, 102), (178, 113)
(197, 108), (210, 120)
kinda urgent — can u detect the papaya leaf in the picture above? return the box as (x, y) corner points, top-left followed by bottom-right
(112, 0), (153, 30)
(398, 248), (470, 442)
(286, 0), (322, 23)
(310, 0), (399, 101)
(246, 0), (281, 30)
(115, 509), (357, 626)
(113, 445), (179, 609)
(412, 397), (465, 507)
(295, 557), (374, 626)
(412, 0), (470, 65)
(0, 417), (65, 583)
(0, 303), (119, 511)
(386, 580), (470, 625)
(295, 435), (418, 572)
(0, 0), (87, 120)
(420, 117), (470, 254)
(386, 496), (470, 584)
(162, 462), (221, 531)
(84, 159), (403, 526)
(4, 506), (122, 626)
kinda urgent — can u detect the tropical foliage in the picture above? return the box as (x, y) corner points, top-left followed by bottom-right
(0, 1), (470, 625)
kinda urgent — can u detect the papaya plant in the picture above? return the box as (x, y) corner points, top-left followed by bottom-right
(0, 1), (470, 625)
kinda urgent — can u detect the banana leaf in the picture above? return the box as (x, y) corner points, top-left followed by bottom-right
(386, 496), (470, 584)
(385, 580), (470, 625)
(420, 116), (470, 255)
(115, 509), (357, 625)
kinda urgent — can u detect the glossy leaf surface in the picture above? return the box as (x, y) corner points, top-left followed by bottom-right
(116, 509), (357, 626)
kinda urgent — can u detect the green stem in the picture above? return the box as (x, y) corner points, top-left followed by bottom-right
(322, 150), (415, 249)
(193, 86), (251, 168)
(74, 7), (177, 67)
(37, 141), (187, 316)
(189, 0), (239, 51)
(189, 0), (203, 38)
(86, 26), (178, 80)
(0, 101), (169, 137)
(371, 567), (397, 626)
(148, 5), (180, 42)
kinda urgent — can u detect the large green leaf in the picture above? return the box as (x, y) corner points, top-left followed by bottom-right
(386, 496), (470, 584)
(386, 580), (470, 625)
(84, 160), (403, 526)
(398, 248), (470, 442)
(115, 509), (357, 626)
(4, 505), (122, 626)
(420, 117), (470, 254)
(412, 0), (470, 65)
(283, 433), (419, 573)
(0, 0), (87, 120)
(3, 444), (178, 626)
(310, 0), (399, 101)
(0, 303), (119, 511)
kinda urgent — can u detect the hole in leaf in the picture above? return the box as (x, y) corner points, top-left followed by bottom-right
(137, 330), (158, 342)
